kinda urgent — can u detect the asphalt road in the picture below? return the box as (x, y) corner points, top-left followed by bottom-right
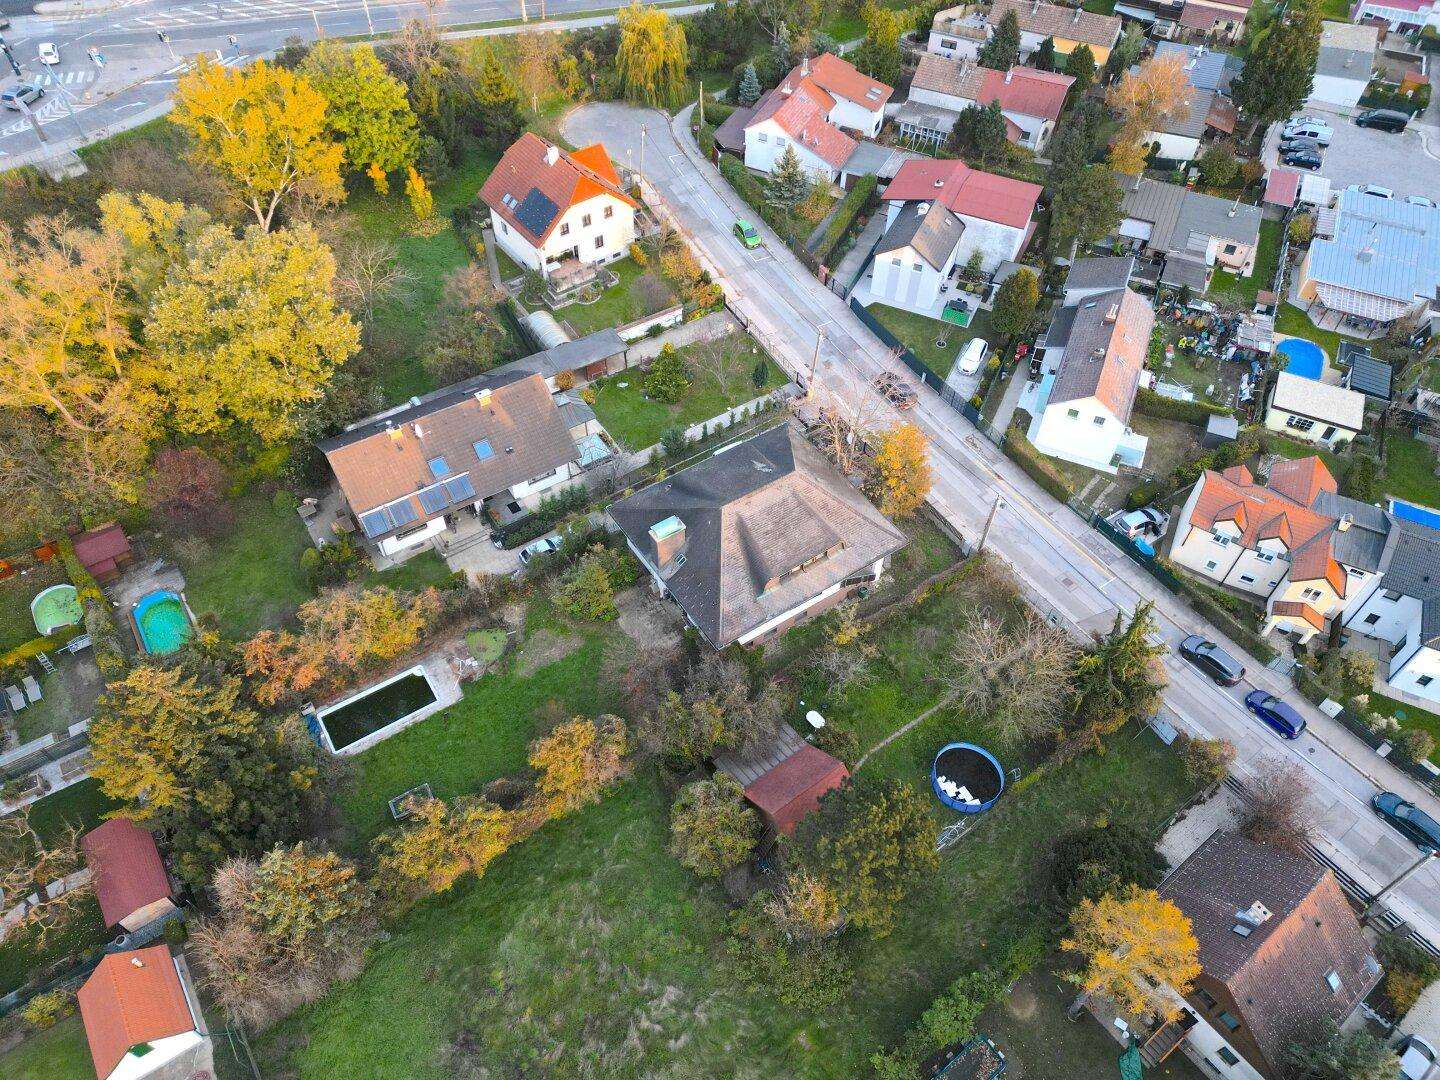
(563, 101), (1440, 946)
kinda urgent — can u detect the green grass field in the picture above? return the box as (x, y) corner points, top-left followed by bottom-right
(0, 562), (67, 654)
(555, 257), (679, 339)
(28, 779), (118, 845)
(587, 332), (787, 450)
(869, 303), (994, 379)
(1274, 303), (1367, 361)
(1369, 691), (1440, 763)
(0, 1018), (93, 1080)
(1380, 434), (1440, 509)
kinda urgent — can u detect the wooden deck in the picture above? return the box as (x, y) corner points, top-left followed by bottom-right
(713, 724), (806, 787)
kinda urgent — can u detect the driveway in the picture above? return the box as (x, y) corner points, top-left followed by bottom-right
(566, 101), (1440, 946)
(1263, 110), (1440, 206)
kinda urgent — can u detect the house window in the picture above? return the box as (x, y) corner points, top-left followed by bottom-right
(913, 262), (923, 271)
(1217, 1048), (1241, 1067)
(1364, 613), (1381, 626)
(1223, 243), (1237, 255)
(1383, 589), (1404, 602)
(595, 235), (604, 250)
(427, 456), (449, 478)
(560, 223), (571, 236)
(1239, 574), (1255, 584)
(1067, 408), (1080, 418)
(473, 439), (494, 461)
(758, 132), (769, 143)
(1194, 988), (1218, 1010)
(941, 37), (958, 48)
(1212, 532), (1231, 546)
(1217, 1012), (1241, 1032)
(1093, 416), (1105, 426)
(1205, 560), (1220, 571)
(1287, 415), (1315, 433)
(775, 138), (786, 149)
(1420, 675), (1435, 688)
(604, 205), (614, 219)
(499, 221), (508, 234)
(1302, 587), (1323, 602)
(582, 213), (592, 227)
(1256, 551), (1275, 563)
(1326, 970), (1342, 993)
(891, 256), (902, 266)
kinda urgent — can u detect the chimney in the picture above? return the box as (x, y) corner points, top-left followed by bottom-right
(933, 178), (945, 188)
(918, 202), (931, 214)
(412, 422), (425, 439)
(802, 54), (810, 77)
(1238, 900), (1273, 925)
(649, 515), (686, 567)
(1104, 303), (1120, 323)
(1032, 0), (1040, 13)
(1004, 68), (1014, 84)
(130, 956), (145, 968)
(545, 144), (560, 166)
(1072, 5), (1081, 21)
(1338, 513), (1353, 532)
(476, 387), (493, 408)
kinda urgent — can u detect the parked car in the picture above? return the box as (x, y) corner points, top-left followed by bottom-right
(1355, 108), (1409, 133)
(1243, 690), (1307, 738)
(873, 371), (918, 410)
(1373, 792), (1440, 854)
(1279, 135), (1320, 153)
(37, 42), (60, 66)
(1398, 1035), (1438, 1080)
(518, 533), (563, 566)
(956, 338), (990, 376)
(0, 83), (43, 110)
(1116, 507), (1167, 539)
(733, 219), (761, 249)
(1405, 195), (1436, 208)
(1179, 636), (1247, 686)
(1283, 119), (1332, 145)
(1281, 149), (1323, 171)
(1353, 183), (1394, 200)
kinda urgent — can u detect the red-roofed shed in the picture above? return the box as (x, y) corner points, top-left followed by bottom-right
(742, 745), (849, 835)
(81, 818), (177, 931)
(71, 523), (132, 584)
(1264, 168), (1301, 209)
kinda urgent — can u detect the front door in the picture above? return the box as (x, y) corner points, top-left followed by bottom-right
(1322, 425), (1337, 441)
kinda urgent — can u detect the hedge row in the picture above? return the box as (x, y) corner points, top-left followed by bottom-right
(1134, 387), (1233, 426)
(0, 624), (85, 674)
(57, 537), (128, 678)
(492, 486), (591, 549)
(815, 175), (877, 267)
(1002, 432), (1073, 505)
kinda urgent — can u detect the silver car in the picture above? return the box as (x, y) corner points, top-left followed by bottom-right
(0, 83), (43, 111)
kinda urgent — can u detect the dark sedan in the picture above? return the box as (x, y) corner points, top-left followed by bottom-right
(1373, 792), (1440, 854)
(1179, 635), (1246, 686)
(1244, 690), (1306, 739)
(1281, 149), (1323, 171)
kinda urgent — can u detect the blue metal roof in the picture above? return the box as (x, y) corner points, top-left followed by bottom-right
(1306, 189), (1440, 304)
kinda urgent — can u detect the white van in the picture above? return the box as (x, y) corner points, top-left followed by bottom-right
(956, 338), (990, 376)
(1282, 120), (1332, 146)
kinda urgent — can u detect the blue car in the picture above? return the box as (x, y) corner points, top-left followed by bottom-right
(1372, 792), (1440, 854)
(1244, 690), (1307, 739)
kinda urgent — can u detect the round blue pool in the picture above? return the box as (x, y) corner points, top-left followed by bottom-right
(1277, 337), (1325, 380)
(931, 742), (1005, 814)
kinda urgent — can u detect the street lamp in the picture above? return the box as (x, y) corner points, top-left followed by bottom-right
(1364, 849), (1438, 922)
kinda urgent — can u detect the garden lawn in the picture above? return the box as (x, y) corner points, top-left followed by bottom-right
(0, 893), (109, 997)
(13, 670), (83, 744)
(1264, 433), (1340, 474)
(1370, 691), (1440, 763)
(554, 257), (678, 339)
(869, 303), (994, 379)
(1381, 433), (1440, 508)
(1274, 302), (1367, 361)
(587, 332), (787, 450)
(332, 634), (614, 850)
(28, 779), (118, 845)
(0, 1017), (93, 1080)
(0, 562), (67, 654)
(1210, 219), (1282, 308)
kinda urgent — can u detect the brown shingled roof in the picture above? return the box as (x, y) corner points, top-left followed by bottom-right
(479, 133), (636, 247)
(1047, 288), (1154, 422)
(747, 85), (858, 169)
(1272, 599), (1326, 631)
(989, 0), (1121, 48)
(79, 946), (197, 1080)
(786, 52), (893, 111)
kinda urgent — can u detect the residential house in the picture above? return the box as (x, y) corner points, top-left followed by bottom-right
(1339, 341), (1393, 403)
(1177, 0), (1253, 41)
(1152, 41), (1243, 93)
(743, 54), (893, 184)
(1118, 174), (1263, 289)
(71, 523), (133, 584)
(1352, 0), (1439, 33)
(1263, 371), (1366, 447)
(715, 723), (849, 836)
(607, 424), (907, 649)
(898, 53), (1073, 153)
(1113, 0), (1187, 30)
(320, 369), (583, 560)
(1340, 509), (1440, 700)
(1131, 831), (1380, 1078)
(927, 4), (993, 59)
(1146, 87), (1223, 164)
(78, 945), (213, 1080)
(1029, 286), (1155, 473)
(867, 157), (1041, 315)
(1310, 21), (1380, 108)
(480, 133), (637, 280)
(81, 818), (177, 933)
(1295, 186), (1440, 333)
(985, 0), (1122, 64)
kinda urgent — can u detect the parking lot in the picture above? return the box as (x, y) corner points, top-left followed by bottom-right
(1264, 111), (1440, 207)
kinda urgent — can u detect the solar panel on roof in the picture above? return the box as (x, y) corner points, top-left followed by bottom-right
(444, 474), (476, 503)
(359, 510), (392, 538)
(515, 188), (560, 237)
(388, 499), (419, 528)
(417, 484), (449, 514)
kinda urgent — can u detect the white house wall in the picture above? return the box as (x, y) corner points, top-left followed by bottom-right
(745, 120), (838, 181)
(1393, 640), (1440, 700)
(828, 96), (884, 138)
(377, 516), (447, 558)
(1032, 396), (1126, 473)
(1149, 130), (1202, 163)
(954, 213), (1025, 272)
(1343, 581), (1417, 644)
(871, 244), (947, 312)
(1218, 541), (1288, 596)
(1262, 403), (1359, 446)
(1178, 1013), (1266, 1080)
(928, 30), (982, 59)
(490, 210), (544, 272)
(539, 194), (636, 268)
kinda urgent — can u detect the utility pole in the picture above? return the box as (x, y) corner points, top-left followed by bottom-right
(360, 0), (375, 35)
(157, 32), (176, 63)
(18, 97), (48, 142)
(0, 35), (21, 79)
(312, 8), (323, 36)
(978, 493), (1004, 552)
(697, 81), (704, 126)
(520, 0), (527, 21)
(806, 329), (823, 396)
(638, 125), (647, 179)
(1364, 849), (1437, 921)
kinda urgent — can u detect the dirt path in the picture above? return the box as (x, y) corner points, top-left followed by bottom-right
(853, 690), (959, 772)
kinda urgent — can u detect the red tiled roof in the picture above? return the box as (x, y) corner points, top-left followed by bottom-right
(1205, 94), (1238, 135)
(978, 66), (1073, 123)
(72, 523), (130, 577)
(883, 158), (1042, 230)
(78, 946), (196, 1080)
(81, 818), (172, 929)
(1273, 600), (1327, 631)
(743, 745), (849, 835)
(747, 86), (858, 169)
(785, 52), (893, 111)
(1269, 456), (1337, 505)
(1264, 168), (1301, 208)
(479, 133), (636, 247)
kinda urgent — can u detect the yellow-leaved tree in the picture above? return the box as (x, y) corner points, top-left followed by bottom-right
(872, 421), (932, 518)
(170, 57), (344, 230)
(1106, 54), (1191, 175)
(373, 796), (515, 897)
(616, 2), (689, 108)
(529, 716), (630, 818)
(1061, 884), (1201, 1023)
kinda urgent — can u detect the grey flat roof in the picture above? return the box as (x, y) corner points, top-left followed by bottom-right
(1340, 343), (1393, 401)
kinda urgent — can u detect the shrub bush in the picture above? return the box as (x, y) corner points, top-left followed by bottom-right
(21, 989), (75, 1030)
(492, 486), (589, 549)
(1134, 388), (1232, 425)
(815, 175), (877, 265)
(1003, 432), (1072, 503)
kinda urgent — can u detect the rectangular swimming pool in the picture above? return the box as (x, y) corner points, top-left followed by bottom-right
(316, 670), (437, 752)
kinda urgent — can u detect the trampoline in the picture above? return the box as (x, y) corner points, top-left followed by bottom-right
(31, 584), (82, 637)
(1277, 337), (1325, 380)
(931, 742), (1005, 814)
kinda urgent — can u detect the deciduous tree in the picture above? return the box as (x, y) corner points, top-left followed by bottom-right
(514, 31), (566, 111)
(170, 57), (344, 230)
(617, 2), (690, 108)
(1236, 764), (1317, 854)
(373, 795), (515, 896)
(1286, 1020), (1399, 1080)
(553, 551), (618, 621)
(942, 607), (1078, 744)
(1107, 54), (1191, 173)
(301, 41), (420, 190)
(871, 421), (931, 517)
(792, 775), (938, 936)
(0, 808), (92, 944)
(852, 3), (906, 86)
(405, 165), (434, 221)
(1232, 0), (1322, 138)
(669, 775), (760, 878)
(143, 222), (360, 444)
(1062, 884), (1200, 1022)
(145, 447), (234, 538)
(529, 716), (630, 817)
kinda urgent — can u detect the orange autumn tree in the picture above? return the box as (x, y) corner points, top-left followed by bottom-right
(1062, 883), (1201, 1022)
(872, 421), (932, 518)
(529, 716), (630, 817)
(244, 584), (440, 705)
(1106, 53), (1192, 175)
(372, 795), (516, 897)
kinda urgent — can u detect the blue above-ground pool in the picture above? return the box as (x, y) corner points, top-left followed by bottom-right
(1389, 499), (1440, 532)
(134, 589), (193, 655)
(1277, 337), (1326, 380)
(931, 742), (1005, 814)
